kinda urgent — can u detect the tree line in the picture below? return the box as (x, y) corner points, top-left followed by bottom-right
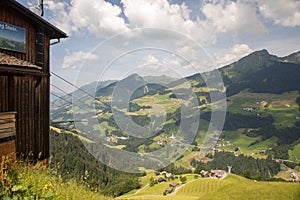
(191, 151), (281, 181)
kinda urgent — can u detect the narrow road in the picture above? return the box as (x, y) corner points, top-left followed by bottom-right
(117, 184), (149, 199)
(169, 171), (228, 196)
(120, 171), (228, 199)
(168, 179), (198, 196)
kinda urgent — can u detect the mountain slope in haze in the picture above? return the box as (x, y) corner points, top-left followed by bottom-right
(220, 49), (277, 83)
(95, 73), (167, 101)
(220, 49), (300, 96)
(171, 49), (300, 98)
(280, 50), (300, 64)
(50, 49), (300, 175)
(143, 75), (177, 85)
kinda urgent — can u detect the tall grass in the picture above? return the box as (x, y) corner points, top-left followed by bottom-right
(0, 154), (112, 200)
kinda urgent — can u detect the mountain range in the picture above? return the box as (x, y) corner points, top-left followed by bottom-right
(51, 49), (300, 171)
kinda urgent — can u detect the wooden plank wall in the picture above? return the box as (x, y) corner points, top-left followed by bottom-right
(0, 76), (8, 111)
(0, 141), (16, 162)
(13, 76), (35, 157)
(0, 74), (49, 160)
(0, 3), (52, 160)
(0, 6), (50, 72)
(11, 75), (49, 159)
(0, 112), (16, 139)
(0, 7), (37, 64)
(33, 75), (50, 159)
(44, 35), (50, 74)
(0, 111), (16, 161)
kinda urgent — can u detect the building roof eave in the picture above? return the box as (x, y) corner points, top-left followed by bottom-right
(3, 0), (67, 39)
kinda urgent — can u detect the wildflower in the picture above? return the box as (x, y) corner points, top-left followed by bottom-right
(43, 183), (53, 191)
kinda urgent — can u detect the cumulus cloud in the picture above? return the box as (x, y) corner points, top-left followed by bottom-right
(44, 0), (299, 38)
(44, 0), (272, 44)
(135, 54), (191, 77)
(44, 1), (70, 32)
(45, 0), (129, 37)
(217, 44), (253, 66)
(258, 0), (300, 27)
(62, 50), (98, 69)
(43, 0), (299, 79)
(137, 55), (160, 68)
(136, 54), (174, 75)
(202, 0), (267, 36)
(122, 0), (217, 44)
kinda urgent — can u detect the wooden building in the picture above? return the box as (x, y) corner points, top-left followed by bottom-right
(0, 0), (67, 160)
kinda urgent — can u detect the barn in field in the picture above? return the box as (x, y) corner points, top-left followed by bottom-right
(0, 0), (67, 161)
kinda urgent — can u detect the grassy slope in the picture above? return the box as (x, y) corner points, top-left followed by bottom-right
(136, 174), (195, 196)
(176, 175), (300, 200)
(98, 90), (299, 158)
(1, 160), (111, 200)
(50, 126), (93, 143)
(289, 143), (300, 162)
(217, 91), (300, 157)
(52, 79), (299, 162)
(218, 131), (277, 158)
(120, 173), (195, 198)
(121, 174), (300, 200)
(227, 91), (299, 127)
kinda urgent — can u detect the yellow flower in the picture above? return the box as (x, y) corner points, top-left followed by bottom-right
(43, 183), (53, 190)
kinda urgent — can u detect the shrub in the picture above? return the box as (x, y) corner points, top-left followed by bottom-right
(180, 176), (187, 184)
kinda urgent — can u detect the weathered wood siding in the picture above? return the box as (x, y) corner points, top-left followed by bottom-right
(0, 5), (50, 72)
(0, 76), (8, 111)
(14, 76), (38, 158)
(0, 141), (16, 161)
(0, 112), (16, 161)
(0, 7), (37, 65)
(0, 112), (16, 139)
(0, 74), (49, 159)
(0, 0), (65, 160)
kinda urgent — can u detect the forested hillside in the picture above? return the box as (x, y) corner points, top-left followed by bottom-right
(50, 126), (141, 197)
(50, 50), (300, 195)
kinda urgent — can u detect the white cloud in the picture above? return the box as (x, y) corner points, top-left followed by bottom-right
(137, 55), (160, 68)
(121, 0), (217, 44)
(122, 0), (191, 29)
(135, 54), (191, 77)
(42, 0), (299, 81)
(44, 0), (270, 46)
(136, 55), (173, 76)
(45, 0), (129, 37)
(258, 0), (300, 27)
(202, 0), (267, 36)
(45, 0), (70, 33)
(217, 44), (253, 66)
(62, 50), (98, 69)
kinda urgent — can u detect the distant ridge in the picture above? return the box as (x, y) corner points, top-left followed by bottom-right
(280, 50), (300, 64)
(219, 49), (300, 95)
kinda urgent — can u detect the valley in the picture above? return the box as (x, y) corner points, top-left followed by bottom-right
(50, 49), (300, 197)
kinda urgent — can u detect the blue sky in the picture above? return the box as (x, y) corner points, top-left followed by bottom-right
(17, 0), (300, 91)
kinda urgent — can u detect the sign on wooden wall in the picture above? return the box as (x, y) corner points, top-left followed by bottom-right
(0, 21), (26, 53)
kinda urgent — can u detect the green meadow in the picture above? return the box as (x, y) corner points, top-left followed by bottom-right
(121, 174), (300, 200)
